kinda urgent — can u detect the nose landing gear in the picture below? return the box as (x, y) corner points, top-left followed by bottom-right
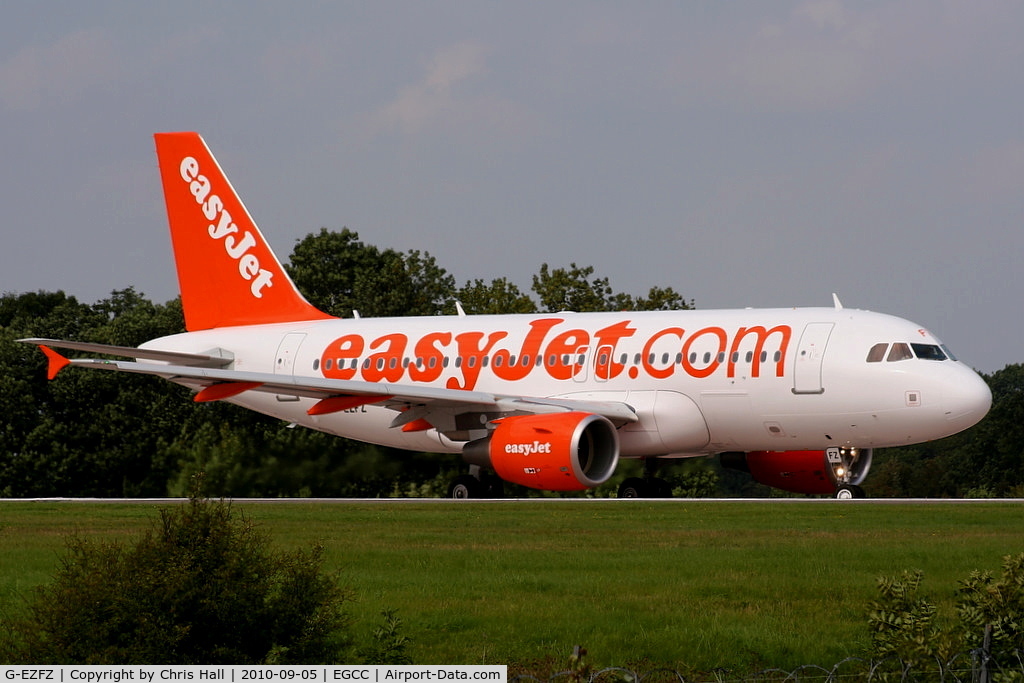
(829, 447), (869, 499)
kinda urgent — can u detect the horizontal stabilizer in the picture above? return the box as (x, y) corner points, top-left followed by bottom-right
(18, 338), (233, 368)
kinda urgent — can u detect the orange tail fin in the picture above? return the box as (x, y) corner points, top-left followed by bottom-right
(154, 132), (334, 331)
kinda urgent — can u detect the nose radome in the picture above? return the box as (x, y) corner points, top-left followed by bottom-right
(944, 366), (992, 432)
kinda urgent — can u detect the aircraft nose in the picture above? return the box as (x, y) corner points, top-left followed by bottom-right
(943, 366), (992, 432)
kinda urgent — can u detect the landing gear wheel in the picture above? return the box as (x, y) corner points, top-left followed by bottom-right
(482, 475), (505, 499)
(650, 478), (674, 498)
(835, 484), (866, 499)
(449, 474), (483, 499)
(618, 477), (649, 498)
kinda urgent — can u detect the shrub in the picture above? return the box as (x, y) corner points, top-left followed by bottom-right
(868, 552), (1024, 665)
(1, 493), (351, 664)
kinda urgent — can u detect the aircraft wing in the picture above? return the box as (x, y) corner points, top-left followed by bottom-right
(20, 341), (639, 437)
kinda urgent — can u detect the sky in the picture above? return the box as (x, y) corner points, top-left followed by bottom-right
(1, 1), (1021, 374)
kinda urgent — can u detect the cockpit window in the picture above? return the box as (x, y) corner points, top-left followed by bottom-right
(887, 343), (913, 362)
(870, 341), (951, 363)
(941, 344), (958, 362)
(866, 343), (888, 363)
(911, 343), (947, 361)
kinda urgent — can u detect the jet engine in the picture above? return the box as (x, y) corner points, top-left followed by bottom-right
(720, 448), (873, 496)
(462, 412), (619, 491)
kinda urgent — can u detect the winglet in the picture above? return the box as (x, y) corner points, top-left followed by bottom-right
(39, 345), (71, 380)
(153, 132), (335, 331)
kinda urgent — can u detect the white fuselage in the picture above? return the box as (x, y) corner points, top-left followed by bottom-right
(143, 306), (992, 458)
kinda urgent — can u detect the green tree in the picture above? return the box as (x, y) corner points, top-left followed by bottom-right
(285, 228), (455, 317)
(456, 277), (536, 315)
(630, 285), (693, 312)
(531, 263), (691, 314)
(532, 263), (617, 313)
(0, 289), (191, 496)
(1, 493), (351, 663)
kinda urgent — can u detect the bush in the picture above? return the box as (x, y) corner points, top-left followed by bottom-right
(1, 492), (351, 664)
(867, 570), (957, 664)
(958, 553), (1024, 654)
(868, 552), (1024, 665)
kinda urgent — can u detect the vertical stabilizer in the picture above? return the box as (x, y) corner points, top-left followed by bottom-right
(154, 132), (334, 331)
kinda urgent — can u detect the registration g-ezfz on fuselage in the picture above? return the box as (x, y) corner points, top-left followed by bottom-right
(23, 133), (992, 499)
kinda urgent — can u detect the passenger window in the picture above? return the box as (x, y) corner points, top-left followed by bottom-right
(911, 343), (947, 361)
(866, 343), (888, 363)
(887, 343), (913, 362)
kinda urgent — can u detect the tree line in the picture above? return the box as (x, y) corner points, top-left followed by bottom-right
(0, 228), (1020, 498)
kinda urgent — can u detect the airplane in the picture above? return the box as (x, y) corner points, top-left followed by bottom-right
(21, 132), (993, 499)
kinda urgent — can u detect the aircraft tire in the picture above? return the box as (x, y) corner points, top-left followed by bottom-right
(449, 475), (483, 499)
(618, 477), (649, 498)
(483, 476), (505, 499)
(835, 485), (866, 500)
(650, 478), (674, 498)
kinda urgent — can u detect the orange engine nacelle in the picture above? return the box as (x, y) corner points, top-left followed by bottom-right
(721, 449), (873, 495)
(462, 412), (620, 491)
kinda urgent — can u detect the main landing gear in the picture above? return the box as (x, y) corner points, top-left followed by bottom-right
(447, 466), (504, 499)
(617, 458), (673, 498)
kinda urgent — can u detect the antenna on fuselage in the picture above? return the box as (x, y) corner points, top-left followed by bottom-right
(832, 293), (844, 310)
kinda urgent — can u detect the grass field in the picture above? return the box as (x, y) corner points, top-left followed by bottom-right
(1, 499), (1023, 675)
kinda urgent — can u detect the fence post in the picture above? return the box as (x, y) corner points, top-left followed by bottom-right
(979, 623), (993, 683)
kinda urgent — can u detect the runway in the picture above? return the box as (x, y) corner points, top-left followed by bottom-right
(4, 496), (1023, 504)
